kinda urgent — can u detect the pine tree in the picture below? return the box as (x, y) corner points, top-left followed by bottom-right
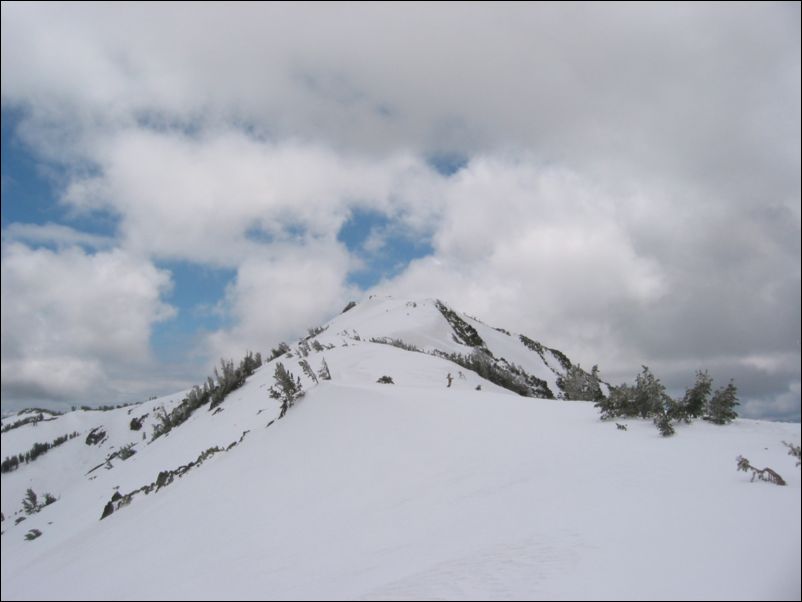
(654, 411), (675, 437)
(318, 358), (331, 381)
(682, 370), (712, 418)
(299, 359), (318, 384)
(706, 381), (739, 424)
(269, 363), (304, 418)
(783, 441), (801, 467)
(560, 364), (604, 401)
(633, 366), (669, 418)
(22, 489), (38, 515)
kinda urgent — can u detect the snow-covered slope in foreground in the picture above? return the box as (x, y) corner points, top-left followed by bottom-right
(1, 297), (800, 600)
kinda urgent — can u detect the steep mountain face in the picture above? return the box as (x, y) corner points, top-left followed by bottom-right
(1, 297), (800, 601)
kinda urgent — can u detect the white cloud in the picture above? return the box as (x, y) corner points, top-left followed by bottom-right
(3, 3), (798, 192)
(1, 242), (175, 403)
(62, 128), (442, 267)
(205, 242), (355, 359)
(0, 3), (798, 418)
(374, 160), (668, 359)
(3, 222), (114, 249)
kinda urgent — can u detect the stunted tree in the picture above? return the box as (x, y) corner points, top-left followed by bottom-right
(737, 455), (785, 485)
(706, 381), (739, 424)
(270, 363), (304, 418)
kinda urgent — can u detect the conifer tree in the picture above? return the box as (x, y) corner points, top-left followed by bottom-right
(633, 366), (670, 418)
(706, 381), (739, 424)
(654, 410), (675, 437)
(318, 358), (332, 381)
(299, 359), (318, 384)
(269, 363), (304, 418)
(682, 370), (712, 418)
(560, 364), (604, 401)
(22, 489), (38, 515)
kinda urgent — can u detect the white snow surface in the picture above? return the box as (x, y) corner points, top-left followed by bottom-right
(1, 296), (800, 600)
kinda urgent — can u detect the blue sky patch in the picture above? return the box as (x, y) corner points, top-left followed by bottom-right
(150, 260), (236, 362)
(338, 207), (433, 288)
(426, 152), (468, 176)
(1, 108), (119, 238)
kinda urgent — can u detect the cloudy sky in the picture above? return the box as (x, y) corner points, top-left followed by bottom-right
(1, 2), (799, 420)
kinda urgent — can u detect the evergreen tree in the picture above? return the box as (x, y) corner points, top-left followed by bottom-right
(299, 359), (318, 384)
(318, 358), (332, 381)
(633, 366), (670, 418)
(268, 342), (291, 361)
(706, 381), (739, 424)
(269, 363), (304, 418)
(22, 489), (38, 515)
(595, 383), (633, 420)
(682, 370), (712, 418)
(559, 364), (604, 401)
(783, 441), (801, 467)
(654, 411), (675, 437)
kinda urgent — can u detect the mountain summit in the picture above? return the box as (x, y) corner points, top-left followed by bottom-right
(2, 297), (800, 600)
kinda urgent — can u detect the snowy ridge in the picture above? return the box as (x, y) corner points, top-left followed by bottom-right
(1, 297), (800, 600)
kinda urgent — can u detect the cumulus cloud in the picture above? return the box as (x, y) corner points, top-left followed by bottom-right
(3, 222), (114, 250)
(62, 128), (442, 266)
(0, 3), (798, 418)
(205, 242), (355, 359)
(1, 242), (175, 404)
(374, 158), (800, 412)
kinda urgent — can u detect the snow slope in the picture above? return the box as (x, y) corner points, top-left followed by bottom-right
(2, 297), (800, 600)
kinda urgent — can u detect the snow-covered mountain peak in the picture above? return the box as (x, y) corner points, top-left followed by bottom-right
(2, 297), (799, 601)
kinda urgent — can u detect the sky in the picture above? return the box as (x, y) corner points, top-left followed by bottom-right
(1, 2), (799, 420)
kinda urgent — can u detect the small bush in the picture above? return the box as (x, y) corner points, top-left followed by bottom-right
(117, 443), (136, 460)
(377, 376), (395, 384)
(85, 427), (107, 446)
